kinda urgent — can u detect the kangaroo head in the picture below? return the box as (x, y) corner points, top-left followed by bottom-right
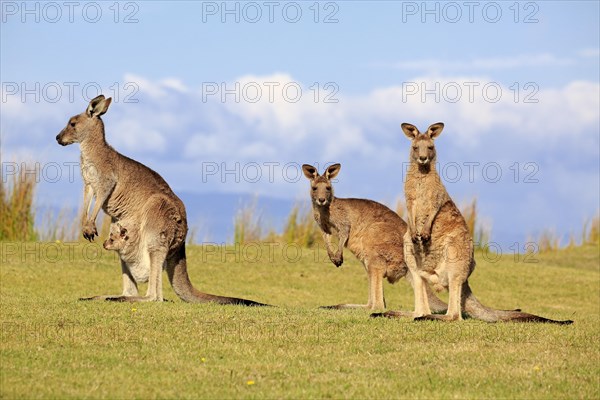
(302, 163), (341, 207)
(401, 122), (444, 167)
(56, 95), (112, 146)
(103, 223), (129, 251)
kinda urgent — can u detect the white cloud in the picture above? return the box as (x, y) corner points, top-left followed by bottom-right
(222, 73), (320, 139)
(375, 52), (578, 72)
(578, 48), (600, 58)
(3, 73), (598, 162)
(361, 76), (599, 143)
(123, 73), (188, 99)
(161, 78), (188, 93)
(184, 133), (223, 158)
(109, 119), (166, 154)
(2, 72), (598, 247)
(239, 142), (278, 158)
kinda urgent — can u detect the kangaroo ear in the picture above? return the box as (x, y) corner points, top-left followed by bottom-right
(426, 122), (444, 139)
(86, 95), (112, 118)
(325, 163), (341, 180)
(302, 164), (318, 180)
(401, 123), (420, 139)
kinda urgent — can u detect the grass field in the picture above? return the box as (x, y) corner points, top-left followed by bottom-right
(1, 241), (598, 399)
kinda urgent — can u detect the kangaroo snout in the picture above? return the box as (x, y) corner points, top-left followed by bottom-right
(56, 131), (68, 146)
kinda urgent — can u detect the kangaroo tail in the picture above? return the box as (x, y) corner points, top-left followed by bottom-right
(166, 246), (269, 307)
(462, 282), (572, 324)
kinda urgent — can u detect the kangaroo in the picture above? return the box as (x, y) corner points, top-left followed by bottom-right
(302, 163), (448, 312)
(103, 222), (131, 253)
(382, 122), (572, 323)
(103, 222), (150, 284)
(56, 95), (267, 306)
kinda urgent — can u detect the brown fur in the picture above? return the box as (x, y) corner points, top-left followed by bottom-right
(302, 163), (448, 312)
(388, 122), (572, 324)
(56, 95), (267, 306)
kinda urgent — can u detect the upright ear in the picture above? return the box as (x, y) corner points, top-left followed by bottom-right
(86, 95), (112, 118)
(401, 123), (420, 139)
(302, 164), (318, 180)
(325, 163), (341, 180)
(426, 122), (444, 139)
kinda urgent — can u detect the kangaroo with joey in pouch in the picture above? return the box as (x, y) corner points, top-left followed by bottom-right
(302, 163), (448, 312)
(377, 122), (572, 324)
(56, 95), (267, 306)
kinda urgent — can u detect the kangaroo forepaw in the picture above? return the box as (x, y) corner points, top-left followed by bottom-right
(82, 222), (98, 242)
(329, 255), (343, 267)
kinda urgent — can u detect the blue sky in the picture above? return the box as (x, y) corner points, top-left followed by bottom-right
(2, 1), (599, 247)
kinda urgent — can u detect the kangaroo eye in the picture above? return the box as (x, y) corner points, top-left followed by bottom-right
(312, 187), (317, 191)
(412, 146), (417, 151)
(70, 122), (76, 127)
(326, 186), (331, 191)
(428, 146), (434, 150)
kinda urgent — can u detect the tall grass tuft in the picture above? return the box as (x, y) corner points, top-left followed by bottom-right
(1, 167), (38, 241)
(567, 233), (577, 249)
(233, 198), (263, 245)
(530, 215), (599, 253)
(536, 229), (561, 252)
(583, 213), (599, 246)
(460, 198), (490, 247)
(282, 203), (321, 247)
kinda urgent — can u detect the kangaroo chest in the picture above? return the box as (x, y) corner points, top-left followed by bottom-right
(80, 155), (97, 187)
(315, 209), (360, 251)
(314, 211), (335, 235)
(407, 175), (438, 231)
(80, 154), (114, 197)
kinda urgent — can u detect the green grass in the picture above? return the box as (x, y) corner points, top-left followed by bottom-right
(1, 241), (598, 399)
